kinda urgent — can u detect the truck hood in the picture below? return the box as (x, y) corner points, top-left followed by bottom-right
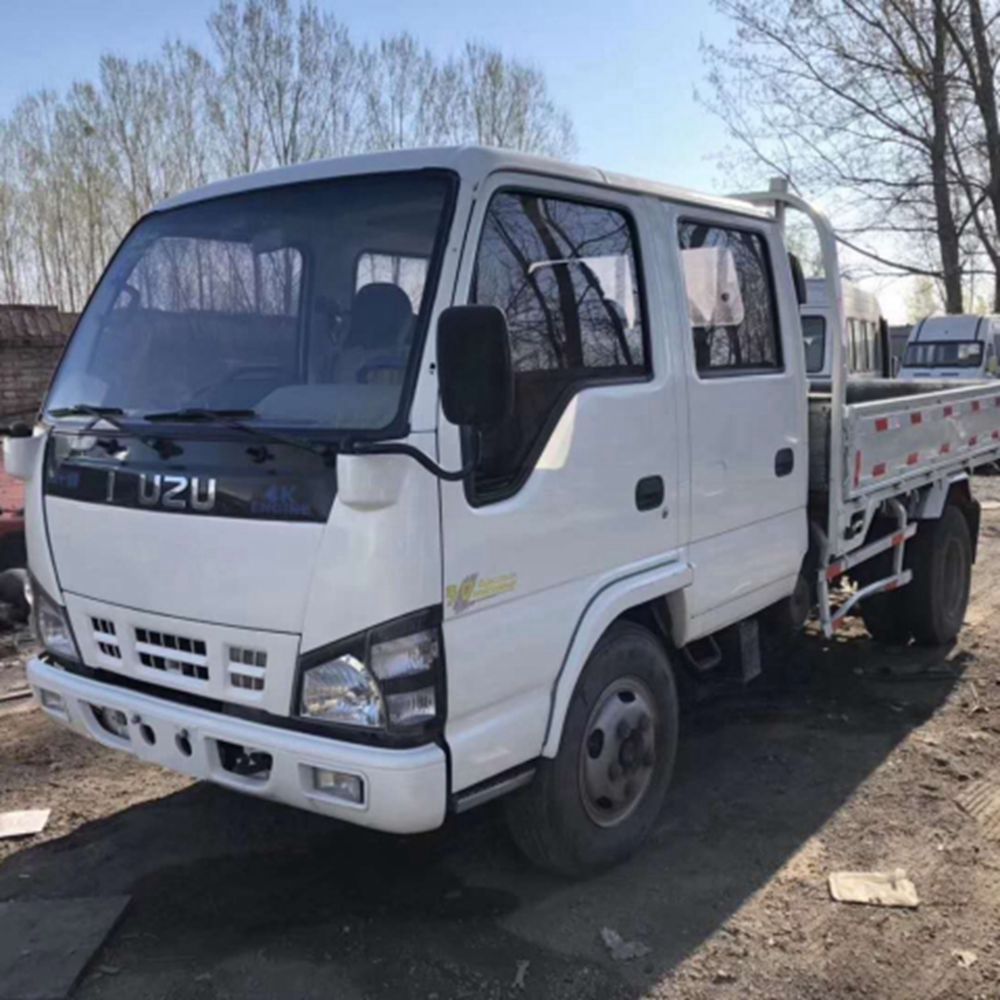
(46, 497), (324, 632)
(42, 435), (335, 633)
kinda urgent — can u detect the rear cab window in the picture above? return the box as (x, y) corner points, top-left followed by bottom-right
(801, 315), (826, 374)
(677, 221), (782, 376)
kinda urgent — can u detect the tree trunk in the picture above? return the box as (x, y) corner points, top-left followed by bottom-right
(931, 0), (964, 313)
(966, 0), (1000, 310)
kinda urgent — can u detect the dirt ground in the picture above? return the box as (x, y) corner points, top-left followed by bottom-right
(4, 486), (1000, 999)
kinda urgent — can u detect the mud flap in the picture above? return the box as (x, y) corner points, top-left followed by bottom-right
(739, 618), (762, 684)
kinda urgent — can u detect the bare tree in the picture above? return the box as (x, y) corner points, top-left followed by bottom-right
(458, 43), (575, 157)
(360, 34), (442, 150)
(0, 0), (576, 309)
(704, 0), (1000, 312)
(210, 0), (361, 165)
(941, 0), (1000, 307)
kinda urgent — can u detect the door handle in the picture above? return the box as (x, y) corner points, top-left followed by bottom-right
(774, 447), (795, 477)
(635, 475), (665, 511)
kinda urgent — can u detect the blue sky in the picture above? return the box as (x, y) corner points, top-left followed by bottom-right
(0, 0), (916, 318)
(0, 0), (734, 192)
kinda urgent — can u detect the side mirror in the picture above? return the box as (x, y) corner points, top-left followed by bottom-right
(3, 424), (40, 481)
(437, 305), (513, 428)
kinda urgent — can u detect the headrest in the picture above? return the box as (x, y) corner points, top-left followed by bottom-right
(681, 246), (745, 328)
(349, 282), (413, 351)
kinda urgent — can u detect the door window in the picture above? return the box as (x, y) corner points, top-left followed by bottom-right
(678, 221), (781, 374)
(469, 190), (648, 499)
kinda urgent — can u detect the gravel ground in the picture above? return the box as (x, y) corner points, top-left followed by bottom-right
(3, 484), (1000, 999)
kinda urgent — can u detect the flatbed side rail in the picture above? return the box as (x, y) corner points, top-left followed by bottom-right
(847, 381), (1000, 498)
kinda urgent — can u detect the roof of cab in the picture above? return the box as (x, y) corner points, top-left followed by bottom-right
(913, 314), (996, 341)
(153, 145), (771, 220)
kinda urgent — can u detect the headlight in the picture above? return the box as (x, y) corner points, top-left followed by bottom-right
(300, 654), (385, 728)
(370, 629), (439, 681)
(32, 581), (80, 664)
(297, 610), (443, 733)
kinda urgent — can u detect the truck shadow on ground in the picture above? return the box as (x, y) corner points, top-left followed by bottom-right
(0, 631), (967, 1000)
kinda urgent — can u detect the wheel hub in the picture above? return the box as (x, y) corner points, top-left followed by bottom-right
(578, 677), (658, 828)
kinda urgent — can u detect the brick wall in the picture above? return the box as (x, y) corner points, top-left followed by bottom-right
(0, 305), (77, 423)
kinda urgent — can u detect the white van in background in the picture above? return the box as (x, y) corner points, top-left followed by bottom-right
(900, 314), (1000, 381)
(801, 277), (887, 381)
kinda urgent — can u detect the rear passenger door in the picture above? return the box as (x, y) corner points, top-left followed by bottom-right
(666, 206), (807, 633)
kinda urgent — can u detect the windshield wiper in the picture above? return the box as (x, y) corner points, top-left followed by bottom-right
(143, 407), (333, 460)
(49, 404), (126, 430)
(49, 403), (184, 458)
(144, 407), (257, 423)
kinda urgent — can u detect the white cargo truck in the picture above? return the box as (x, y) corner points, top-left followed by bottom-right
(7, 148), (1000, 874)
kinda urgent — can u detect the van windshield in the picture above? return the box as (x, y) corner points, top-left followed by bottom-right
(903, 340), (983, 369)
(45, 171), (454, 434)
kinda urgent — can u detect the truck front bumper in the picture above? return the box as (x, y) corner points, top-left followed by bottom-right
(27, 658), (447, 834)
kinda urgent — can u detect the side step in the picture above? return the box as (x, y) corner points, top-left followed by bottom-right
(683, 619), (761, 685)
(682, 635), (722, 673)
(451, 763), (536, 814)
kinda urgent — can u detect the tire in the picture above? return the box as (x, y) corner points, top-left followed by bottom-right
(857, 540), (913, 644)
(0, 568), (30, 622)
(860, 590), (912, 644)
(903, 504), (972, 646)
(504, 621), (678, 876)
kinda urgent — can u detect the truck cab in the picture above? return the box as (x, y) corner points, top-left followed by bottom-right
(10, 148), (988, 874)
(899, 314), (1000, 381)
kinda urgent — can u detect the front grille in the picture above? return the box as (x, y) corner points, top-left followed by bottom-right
(134, 627), (208, 681)
(227, 645), (267, 692)
(91, 617), (122, 660)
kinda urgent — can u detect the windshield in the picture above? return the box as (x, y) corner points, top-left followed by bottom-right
(801, 315), (826, 373)
(45, 171), (455, 433)
(903, 340), (983, 369)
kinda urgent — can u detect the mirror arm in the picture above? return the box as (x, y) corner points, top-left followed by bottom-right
(347, 431), (480, 483)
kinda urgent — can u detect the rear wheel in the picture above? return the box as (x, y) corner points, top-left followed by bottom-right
(504, 621), (678, 876)
(857, 541), (912, 644)
(860, 590), (912, 644)
(904, 505), (972, 646)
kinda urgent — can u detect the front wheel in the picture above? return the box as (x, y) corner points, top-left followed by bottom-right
(504, 621), (678, 876)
